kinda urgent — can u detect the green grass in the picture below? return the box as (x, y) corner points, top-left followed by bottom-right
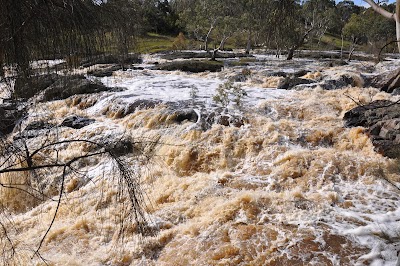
(319, 34), (352, 50)
(136, 33), (176, 54)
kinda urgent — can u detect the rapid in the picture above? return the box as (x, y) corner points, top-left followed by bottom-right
(1, 54), (400, 265)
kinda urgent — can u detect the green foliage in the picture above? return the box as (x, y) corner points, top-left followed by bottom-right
(343, 10), (396, 46)
(136, 33), (175, 53)
(213, 81), (247, 109)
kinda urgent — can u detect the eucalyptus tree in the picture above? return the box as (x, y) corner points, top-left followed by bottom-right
(364, 0), (400, 52)
(286, 0), (337, 59)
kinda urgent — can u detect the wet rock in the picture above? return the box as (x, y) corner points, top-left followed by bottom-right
(157, 60), (223, 73)
(322, 60), (348, 67)
(14, 121), (54, 140)
(14, 73), (60, 99)
(61, 115), (95, 129)
(277, 77), (314, 90)
(87, 65), (122, 77)
(343, 100), (396, 128)
(124, 99), (162, 116)
(0, 100), (26, 135)
(171, 109), (199, 123)
(80, 54), (142, 68)
(363, 67), (400, 93)
(160, 51), (253, 60)
(40, 75), (110, 101)
(106, 139), (134, 157)
(268, 71), (288, 77)
(343, 100), (400, 158)
(320, 74), (355, 90)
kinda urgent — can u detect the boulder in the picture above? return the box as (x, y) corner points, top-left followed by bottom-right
(170, 109), (198, 123)
(106, 139), (134, 157)
(14, 121), (54, 140)
(80, 54), (142, 68)
(320, 74), (355, 90)
(0, 101), (26, 135)
(14, 73), (60, 99)
(124, 99), (162, 116)
(157, 60), (223, 73)
(87, 65), (122, 77)
(41, 75), (110, 101)
(277, 77), (314, 90)
(343, 100), (397, 128)
(61, 115), (95, 129)
(364, 67), (400, 93)
(343, 100), (400, 158)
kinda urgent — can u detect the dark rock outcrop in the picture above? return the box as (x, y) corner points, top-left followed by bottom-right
(160, 51), (253, 60)
(14, 73), (60, 99)
(0, 100), (26, 135)
(363, 67), (400, 93)
(157, 60), (223, 73)
(87, 65), (122, 77)
(41, 75), (110, 101)
(343, 100), (395, 128)
(80, 54), (142, 68)
(106, 139), (134, 157)
(14, 121), (54, 140)
(343, 100), (400, 158)
(170, 109), (199, 124)
(277, 77), (314, 90)
(61, 115), (95, 129)
(320, 74), (355, 90)
(124, 99), (162, 116)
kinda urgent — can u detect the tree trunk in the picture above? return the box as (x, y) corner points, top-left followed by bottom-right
(245, 32), (251, 54)
(287, 47), (295, 60)
(365, 0), (400, 52)
(396, 0), (400, 52)
(340, 33), (344, 60)
(220, 37), (228, 51)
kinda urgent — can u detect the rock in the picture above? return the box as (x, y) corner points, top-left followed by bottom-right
(0, 101), (26, 135)
(365, 67), (400, 93)
(322, 60), (348, 67)
(343, 100), (400, 158)
(80, 54), (142, 68)
(343, 100), (396, 128)
(14, 121), (54, 140)
(41, 75), (110, 101)
(170, 109), (198, 123)
(159, 51), (253, 60)
(277, 77), (314, 90)
(25, 121), (54, 131)
(157, 60), (223, 73)
(268, 71), (287, 77)
(320, 74), (355, 90)
(61, 115), (95, 129)
(124, 99), (161, 116)
(87, 65), (122, 77)
(14, 73), (60, 99)
(106, 139), (134, 157)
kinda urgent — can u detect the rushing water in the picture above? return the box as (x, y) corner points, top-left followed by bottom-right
(1, 54), (400, 265)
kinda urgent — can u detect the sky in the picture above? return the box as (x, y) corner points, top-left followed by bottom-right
(335, 0), (396, 7)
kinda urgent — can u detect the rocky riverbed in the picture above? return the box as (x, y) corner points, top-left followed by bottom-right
(1, 52), (400, 265)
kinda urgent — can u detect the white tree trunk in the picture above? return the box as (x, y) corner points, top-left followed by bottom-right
(396, 0), (400, 52)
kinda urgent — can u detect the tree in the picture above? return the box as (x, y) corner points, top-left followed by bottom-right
(363, 0), (400, 52)
(286, 0), (337, 60)
(343, 9), (395, 60)
(0, 122), (159, 263)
